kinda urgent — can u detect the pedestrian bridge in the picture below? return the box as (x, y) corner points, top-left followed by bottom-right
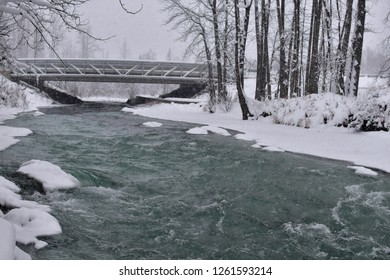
(11, 58), (208, 85)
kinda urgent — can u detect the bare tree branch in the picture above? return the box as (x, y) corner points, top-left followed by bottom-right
(118, 0), (143, 15)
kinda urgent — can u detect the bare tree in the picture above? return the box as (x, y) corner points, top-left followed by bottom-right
(161, 0), (217, 112)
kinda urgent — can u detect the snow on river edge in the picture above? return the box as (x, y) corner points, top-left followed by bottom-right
(0, 75), (389, 259)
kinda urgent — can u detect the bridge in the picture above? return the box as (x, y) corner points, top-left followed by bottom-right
(11, 58), (208, 85)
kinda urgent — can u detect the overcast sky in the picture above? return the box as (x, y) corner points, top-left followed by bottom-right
(80, 0), (186, 60)
(80, 0), (390, 61)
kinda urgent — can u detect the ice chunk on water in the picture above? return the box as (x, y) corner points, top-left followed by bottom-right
(262, 146), (285, 152)
(33, 111), (45, 117)
(186, 127), (208, 135)
(18, 160), (80, 192)
(347, 166), (378, 176)
(186, 125), (230, 136)
(142, 121), (163, 128)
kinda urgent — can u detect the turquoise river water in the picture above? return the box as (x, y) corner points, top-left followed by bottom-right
(1, 102), (390, 260)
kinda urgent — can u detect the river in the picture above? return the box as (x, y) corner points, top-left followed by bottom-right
(1, 102), (390, 259)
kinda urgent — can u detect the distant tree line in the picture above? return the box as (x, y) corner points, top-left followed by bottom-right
(161, 0), (369, 119)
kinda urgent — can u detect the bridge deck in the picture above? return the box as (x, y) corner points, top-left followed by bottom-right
(11, 58), (208, 85)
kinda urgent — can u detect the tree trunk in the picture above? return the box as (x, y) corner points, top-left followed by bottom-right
(276, 0), (288, 98)
(336, 0), (354, 95)
(289, 0), (301, 97)
(264, 0), (271, 99)
(210, 0), (225, 102)
(234, 0), (253, 120)
(305, 0), (322, 95)
(346, 0), (366, 97)
(254, 0), (263, 101)
(222, 0), (229, 99)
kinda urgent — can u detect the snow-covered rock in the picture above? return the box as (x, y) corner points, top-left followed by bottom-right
(0, 218), (16, 260)
(18, 160), (80, 192)
(3, 207), (62, 249)
(0, 184), (50, 211)
(0, 176), (21, 193)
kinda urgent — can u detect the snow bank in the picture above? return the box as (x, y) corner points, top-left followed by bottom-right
(0, 75), (53, 152)
(18, 160), (80, 192)
(3, 208), (62, 249)
(142, 121), (163, 128)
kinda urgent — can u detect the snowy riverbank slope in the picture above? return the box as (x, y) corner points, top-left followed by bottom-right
(0, 75), (54, 151)
(124, 79), (390, 174)
(0, 76), (60, 259)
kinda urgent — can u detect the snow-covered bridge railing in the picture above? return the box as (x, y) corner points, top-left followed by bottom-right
(11, 58), (208, 85)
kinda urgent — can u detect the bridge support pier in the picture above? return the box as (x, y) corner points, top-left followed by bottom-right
(15, 78), (83, 104)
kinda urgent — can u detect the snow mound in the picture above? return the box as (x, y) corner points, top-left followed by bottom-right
(142, 121), (163, 128)
(186, 125), (231, 136)
(347, 166), (378, 176)
(0, 126), (33, 152)
(3, 207), (62, 249)
(18, 160), (80, 192)
(262, 146), (286, 152)
(0, 176), (21, 193)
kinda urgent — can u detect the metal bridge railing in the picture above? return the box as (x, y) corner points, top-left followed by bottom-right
(11, 58), (208, 85)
